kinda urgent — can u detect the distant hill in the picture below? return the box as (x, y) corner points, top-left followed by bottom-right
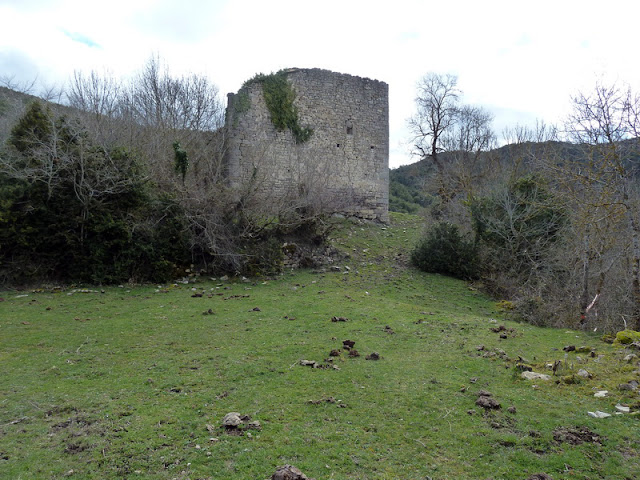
(388, 139), (640, 214)
(0, 87), (73, 145)
(0, 86), (38, 142)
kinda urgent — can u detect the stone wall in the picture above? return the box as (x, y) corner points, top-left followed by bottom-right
(224, 68), (389, 222)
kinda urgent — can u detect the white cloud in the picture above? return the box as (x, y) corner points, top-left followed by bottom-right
(1, 0), (639, 167)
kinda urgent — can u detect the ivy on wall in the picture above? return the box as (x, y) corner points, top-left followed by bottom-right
(238, 70), (313, 144)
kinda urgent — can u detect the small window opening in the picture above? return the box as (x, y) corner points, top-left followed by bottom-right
(345, 119), (353, 135)
(336, 143), (341, 148)
(370, 145), (375, 149)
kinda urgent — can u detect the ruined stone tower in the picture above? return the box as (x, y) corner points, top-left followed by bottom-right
(224, 68), (389, 222)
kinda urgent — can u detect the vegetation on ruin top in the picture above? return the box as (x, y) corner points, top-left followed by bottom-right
(239, 70), (313, 144)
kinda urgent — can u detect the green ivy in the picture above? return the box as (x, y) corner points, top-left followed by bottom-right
(173, 141), (189, 182)
(241, 70), (313, 144)
(233, 89), (251, 116)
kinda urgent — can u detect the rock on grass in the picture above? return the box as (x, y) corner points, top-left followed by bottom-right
(272, 464), (315, 480)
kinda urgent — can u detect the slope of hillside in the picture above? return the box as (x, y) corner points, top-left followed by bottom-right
(389, 139), (640, 215)
(0, 86), (37, 141)
(1, 213), (638, 479)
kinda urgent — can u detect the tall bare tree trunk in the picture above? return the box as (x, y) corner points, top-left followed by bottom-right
(629, 213), (640, 330)
(579, 229), (590, 326)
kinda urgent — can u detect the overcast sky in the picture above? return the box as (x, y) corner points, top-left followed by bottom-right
(1, 0), (639, 168)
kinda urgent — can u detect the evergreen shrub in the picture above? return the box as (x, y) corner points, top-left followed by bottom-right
(411, 222), (478, 280)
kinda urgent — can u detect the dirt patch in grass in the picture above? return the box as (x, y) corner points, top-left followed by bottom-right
(64, 442), (90, 455)
(48, 411), (109, 459)
(51, 415), (95, 433)
(553, 426), (603, 445)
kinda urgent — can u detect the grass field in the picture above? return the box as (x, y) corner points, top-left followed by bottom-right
(1, 213), (639, 479)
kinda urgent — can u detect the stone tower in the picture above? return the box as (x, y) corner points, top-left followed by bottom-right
(224, 68), (389, 222)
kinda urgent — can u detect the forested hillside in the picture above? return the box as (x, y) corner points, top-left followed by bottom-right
(398, 74), (640, 332)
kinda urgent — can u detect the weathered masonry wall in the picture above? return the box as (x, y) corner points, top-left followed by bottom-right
(224, 68), (389, 222)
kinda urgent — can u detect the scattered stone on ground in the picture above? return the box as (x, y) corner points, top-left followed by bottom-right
(490, 324), (517, 339)
(220, 412), (261, 434)
(202, 309), (214, 315)
(521, 371), (552, 381)
(507, 406), (517, 414)
(343, 339), (356, 349)
(587, 411), (611, 418)
(329, 349), (341, 357)
(594, 390), (608, 397)
(553, 426), (603, 444)
(251, 307), (261, 312)
(615, 404), (631, 413)
(272, 464), (315, 480)
(299, 359), (339, 370)
(624, 353), (638, 363)
(577, 369), (592, 378)
(348, 349), (360, 358)
(331, 316), (348, 322)
(480, 347), (510, 361)
(221, 412), (242, 427)
(247, 420), (261, 429)
(383, 325), (395, 334)
(365, 352), (380, 360)
(563, 345), (576, 352)
(618, 381), (638, 391)
(475, 390), (501, 410)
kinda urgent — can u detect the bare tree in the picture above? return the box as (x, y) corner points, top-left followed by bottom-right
(441, 104), (497, 197)
(0, 74), (38, 95)
(408, 73), (460, 176)
(561, 81), (640, 329)
(408, 73), (495, 201)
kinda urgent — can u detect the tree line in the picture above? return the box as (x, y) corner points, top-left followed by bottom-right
(406, 73), (640, 332)
(0, 57), (331, 285)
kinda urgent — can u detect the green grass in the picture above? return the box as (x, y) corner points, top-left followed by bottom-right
(1, 213), (639, 479)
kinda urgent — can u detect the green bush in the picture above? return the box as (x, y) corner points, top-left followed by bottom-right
(470, 174), (566, 275)
(243, 236), (284, 277)
(0, 103), (191, 285)
(614, 329), (640, 345)
(411, 222), (478, 279)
